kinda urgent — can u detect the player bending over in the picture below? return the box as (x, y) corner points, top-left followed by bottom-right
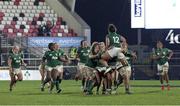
(83, 42), (101, 95)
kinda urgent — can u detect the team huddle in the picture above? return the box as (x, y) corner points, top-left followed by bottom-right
(7, 24), (173, 95)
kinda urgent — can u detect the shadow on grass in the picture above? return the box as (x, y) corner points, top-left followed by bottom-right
(0, 91), (11, 94)
(135, 90), (161, 94)
(18, 92), (53, 96)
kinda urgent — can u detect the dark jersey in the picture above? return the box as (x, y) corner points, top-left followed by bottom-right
(78, 47), (90, 63)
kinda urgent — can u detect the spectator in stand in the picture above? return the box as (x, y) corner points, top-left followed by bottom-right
(38, 25), (44, 36)
(31, 18), (37, 26)
(34, 0), (39, 6)
(43, 20), (55, 36)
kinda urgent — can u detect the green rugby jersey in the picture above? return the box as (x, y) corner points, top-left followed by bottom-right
(124, 49), (133, 66)
(43, 50), (62, 67)
(107, 32), (121, 48)
(153, 48), (171, 65)
(9, 53), (22, 68)
(78, 47), (90, 64)
(57, 49), (65, 57)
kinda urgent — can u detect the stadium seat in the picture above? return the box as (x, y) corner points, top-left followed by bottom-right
(11, 9), (16, 13)
(1, 9), (6, 13)
(23, 5), (28, 9)
(13, 28), (18, 33)
(13, 5), (18, 9)
(9, 1), (14, 6)
(17, 32), (22, 37)
(59, 29), (64, 33)
(52, 32), (57, 37)
(0, 12), (5, 17)
(27, 6), (33, 9)
(3, 5), (8, 9)
(19, 2), (24, 5)
(0, 25), (4, 30)
(17, 21), (22, 25)
(14, 1), (20, 6)
(24, 2), (29, 5)
(0, 2), (3, 5)
(11, 21), (16, 26)
(23, 17), (28, 21)
(4, 13), (9, 17)
(6, 21), (11, 25)
(15, 25), (20, 29)
(24, 28), (28, 33)
(27, 20), (31, 25)
(8, 5), (13, 9)
(62, 33), (67, 37)
(0, 16), (3, 20)
(18, 29), (24, 33)
(64, 29), (68, 33)
(28, 28), (33, 33)
(7, 9), (11, 13)
(1, 21), (6, 25)
(55, 25), (60, 29)
(67, 33), (72, 37)
(9, 13), (15, 17)
(8, 28), (13, 33)
(21, 21), (26, 25)
(57, 33), (62, 37)
(3, 28), (8, 33)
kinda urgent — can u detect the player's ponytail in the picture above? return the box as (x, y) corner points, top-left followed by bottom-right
(108, 24), (117, 34)
(80, 40), (86, 47)
(91, 42), (99, 55)
(48, 42), (54, 51)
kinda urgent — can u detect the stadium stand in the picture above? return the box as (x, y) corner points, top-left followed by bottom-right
(0, 0), (90, 70)
(0, 0), (77, 37)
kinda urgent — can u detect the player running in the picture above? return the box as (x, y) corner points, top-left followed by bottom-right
(41, 43), (61, 93)
(39, 63), (50, 88)
(53, 42), (69, 92)
(152, 41), (173, 90)
(8, 45), (26, 91)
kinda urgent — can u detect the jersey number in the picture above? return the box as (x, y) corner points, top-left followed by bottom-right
(113, 36), (120, 43)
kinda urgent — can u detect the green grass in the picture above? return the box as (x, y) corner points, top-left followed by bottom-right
(0, 80), (180, 105)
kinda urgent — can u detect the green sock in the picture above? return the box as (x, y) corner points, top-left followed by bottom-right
(50, 81), (55, 91)
(59, 79), (62, 84)
(85, 80), (89, 91)
(125, 85), (129, 92)
(88, 80), (93, 93)
(55, 80), (60, 90)
(43, 78), (50, 87)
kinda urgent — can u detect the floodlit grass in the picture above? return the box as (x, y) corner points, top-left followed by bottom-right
(0, 80), (180, 105)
